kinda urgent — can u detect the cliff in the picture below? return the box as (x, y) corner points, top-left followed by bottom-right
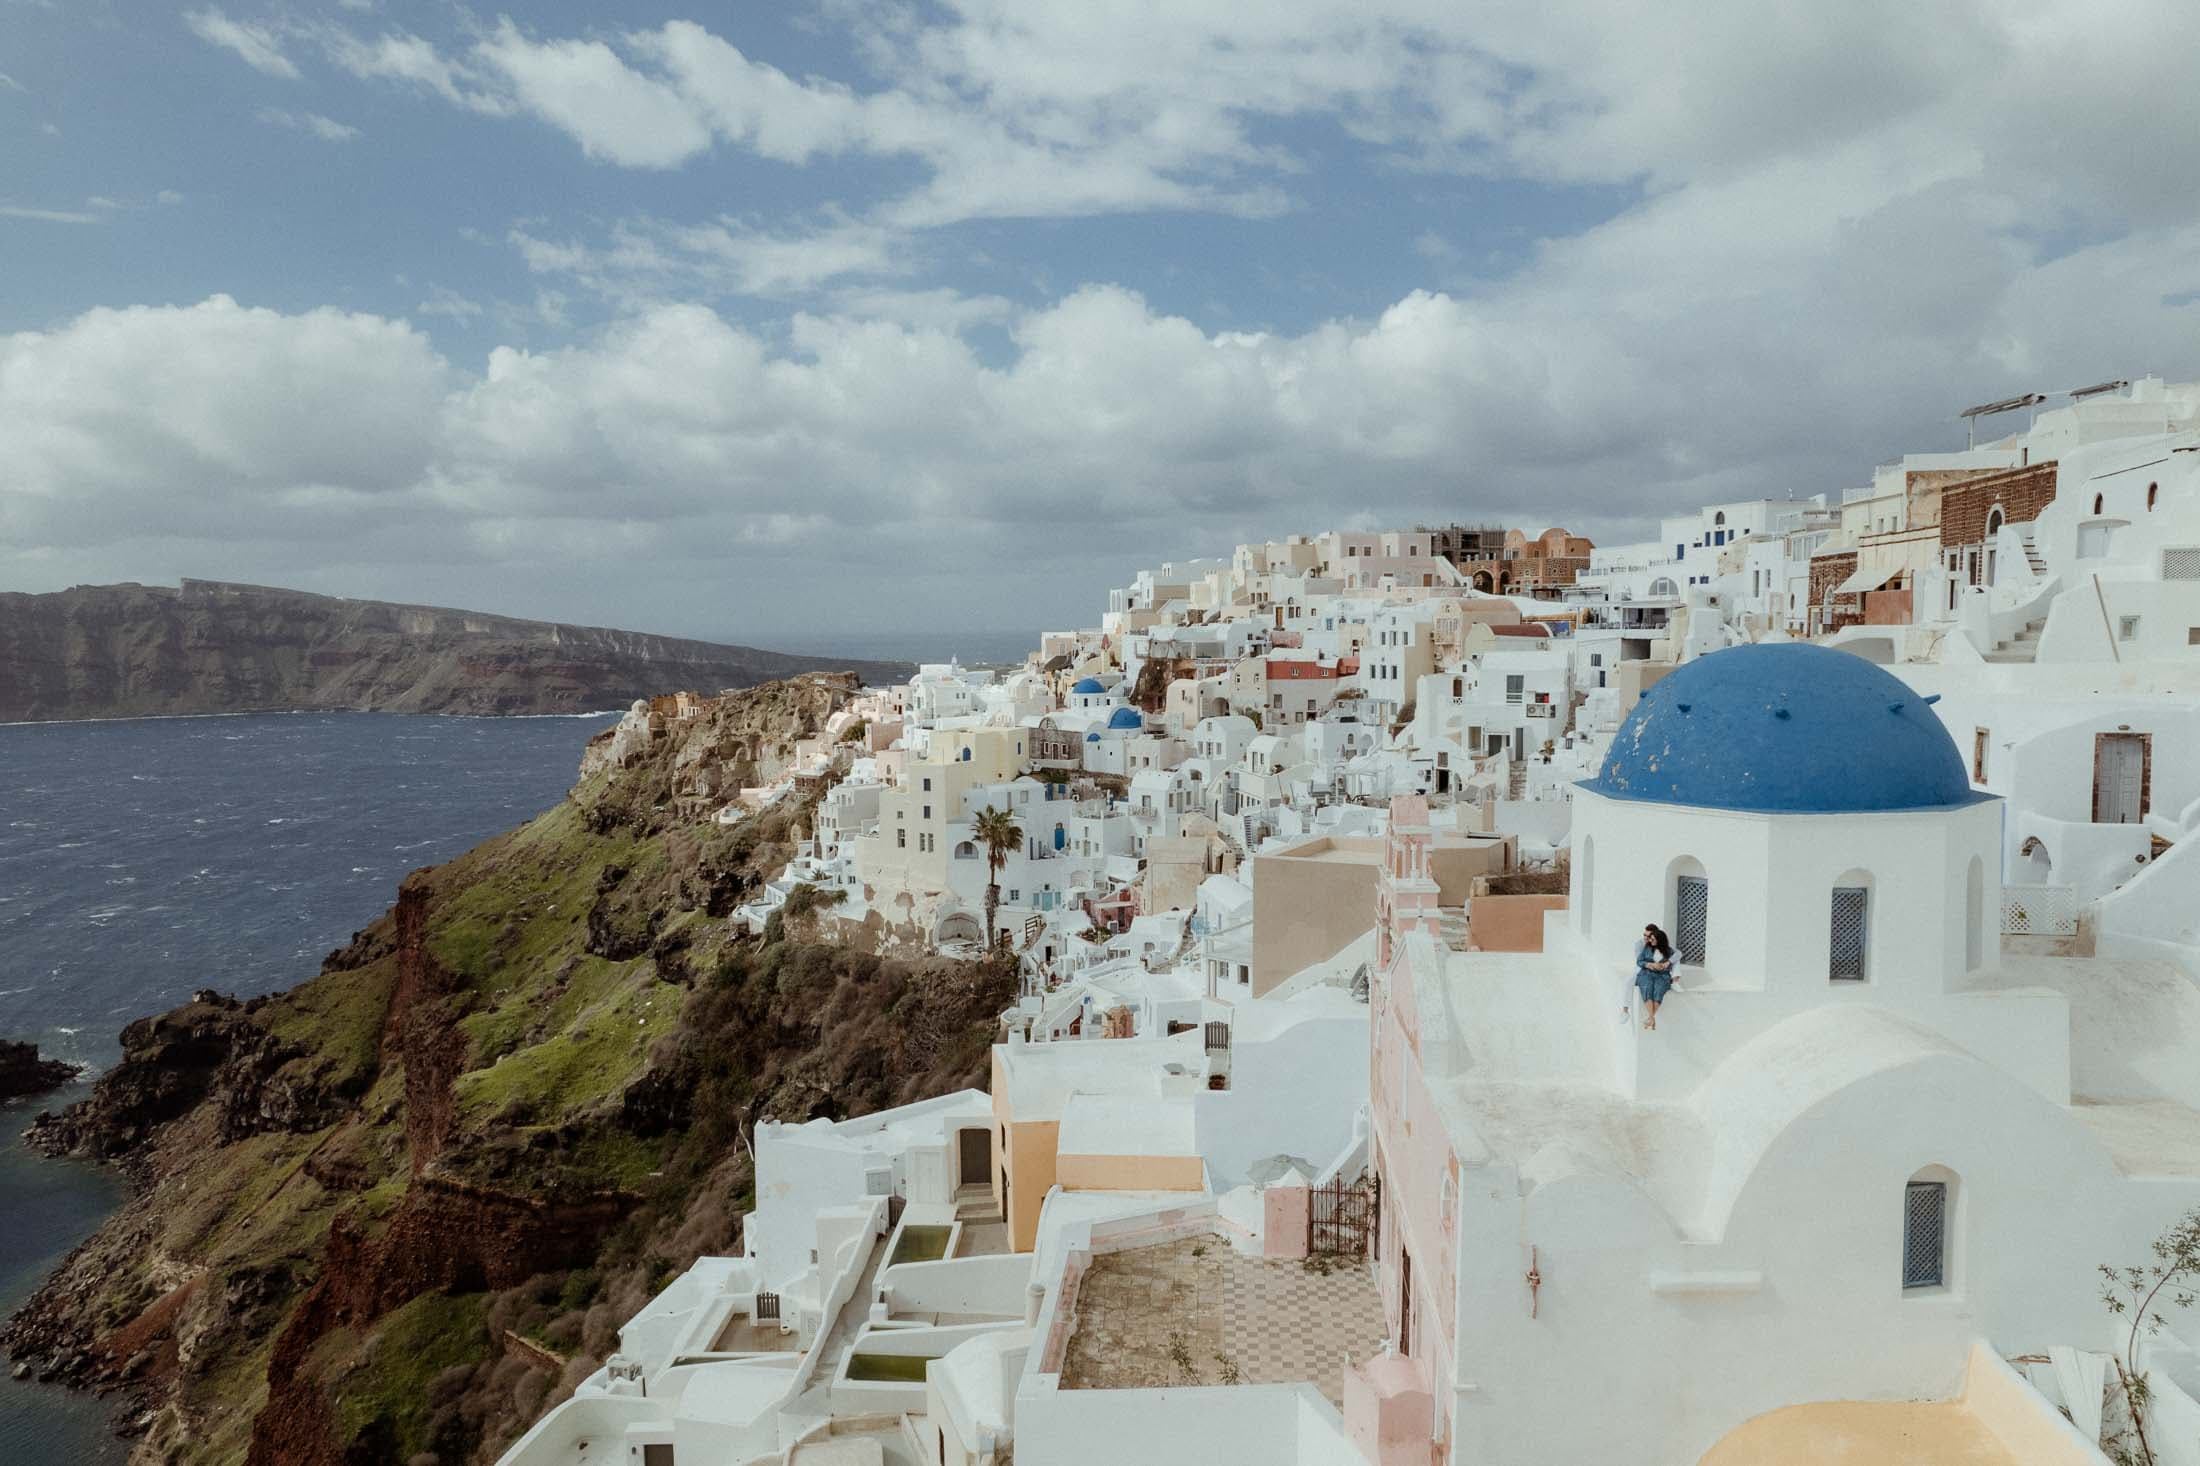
(0, 580), (910, 721)
(3, 672), (1015, 1464)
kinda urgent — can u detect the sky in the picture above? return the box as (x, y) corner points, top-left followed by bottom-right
(4, 1), (2200, 651)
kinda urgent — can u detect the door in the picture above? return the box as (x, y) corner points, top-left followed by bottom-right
(1398, 1247), (1414, 1357)
(2095, 734), (2147, 823)
(958, 1127), (989, 1186)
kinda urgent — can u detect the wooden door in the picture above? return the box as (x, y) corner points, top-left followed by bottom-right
(958, 1127), (989, 1185)
(2095, 734), (2147, 824)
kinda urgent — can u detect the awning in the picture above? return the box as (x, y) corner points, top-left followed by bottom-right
(1835, 563), (1903, 596)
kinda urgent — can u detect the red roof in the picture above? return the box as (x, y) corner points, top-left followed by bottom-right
(1489, 622), (1553, 638)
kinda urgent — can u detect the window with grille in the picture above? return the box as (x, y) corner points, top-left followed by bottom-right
(1903, 1181), (1947, 1289)
(1675, 875), (1709, 966)
(1830, 887), (1869, 981)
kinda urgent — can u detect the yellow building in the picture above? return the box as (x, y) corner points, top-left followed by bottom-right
(989, 1032), (1207, 1252)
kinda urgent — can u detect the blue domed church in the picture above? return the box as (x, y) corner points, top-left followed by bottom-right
(1353, 642), (2200, 1466)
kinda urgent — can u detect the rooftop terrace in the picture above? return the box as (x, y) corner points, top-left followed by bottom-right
(1059, 1236), (1385, 1407)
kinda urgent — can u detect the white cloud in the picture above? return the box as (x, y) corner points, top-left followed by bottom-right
(0, 204), (99, 223)
(471, 20), (711, 168)
(510, 216), (906, 302)
(9, 220), (2198, 637)
(0, 70), (26, 93)
(255, 107), (361, 142)
(318, 26), (506, 115)
(184, 8), (301, 80)
(417, 286), (483, 321)
(23, 2), (2200, 637)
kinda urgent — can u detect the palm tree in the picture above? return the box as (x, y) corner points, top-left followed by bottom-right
(971, 804), (1024, 951)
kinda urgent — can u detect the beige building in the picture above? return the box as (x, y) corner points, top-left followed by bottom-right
(1248, 828), (1512, 995)
(854, 726), (1030, 927)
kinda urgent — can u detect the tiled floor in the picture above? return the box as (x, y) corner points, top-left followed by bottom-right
(710, 1311), (802, 1352)
(956, 1220), (1010, 1256)
(1059, 1235), (1385, 1405)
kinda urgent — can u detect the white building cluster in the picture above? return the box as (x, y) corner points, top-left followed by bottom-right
(505, 376), (2200, 1466)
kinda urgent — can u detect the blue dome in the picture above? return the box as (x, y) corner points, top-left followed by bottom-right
(1108, 706), (1145, 730)
(1085, 731), (1101, 742)
(1583, 644), (1983, 814)
(1072, 677), (1108, 695)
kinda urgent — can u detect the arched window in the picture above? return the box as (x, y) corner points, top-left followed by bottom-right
(2093, 492), (2105, 515)
(1903, 1166), (1957, 1291)
(2147, 482), (2159, 512)
(1830, 873), (1871, 981)
(1985, 506), (2003, 538)
(2019, 835), (2052, 882)
(1667, 856), (1709, 968)
(1964, 856), (1984, 970)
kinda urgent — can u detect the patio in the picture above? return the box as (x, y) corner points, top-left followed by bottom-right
(1059, 1235), (1386, 1405)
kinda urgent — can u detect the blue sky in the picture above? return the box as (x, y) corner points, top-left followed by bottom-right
(5, 2), (2199, 648)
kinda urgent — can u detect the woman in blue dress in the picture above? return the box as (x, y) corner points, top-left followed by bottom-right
(1635, 924), (1675, 1031)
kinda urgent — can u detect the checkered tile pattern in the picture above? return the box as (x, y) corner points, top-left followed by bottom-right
(1221, 1252), (1388, 1404)
(1059, 1236), (1386, 1406)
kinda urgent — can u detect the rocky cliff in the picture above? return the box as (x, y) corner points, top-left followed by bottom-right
(4, 673), (1014, 1464)
(0, 580), (909, 721)
(0, 1040), (80, 1098)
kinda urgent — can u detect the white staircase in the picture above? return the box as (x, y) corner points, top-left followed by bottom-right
(1983, 615), (2048, 664)
(2018, 526), (2048, 578)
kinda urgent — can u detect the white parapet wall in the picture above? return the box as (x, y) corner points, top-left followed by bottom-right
(881, 1254), (1036, 1321)
(1017, 1381), (1362, 1466)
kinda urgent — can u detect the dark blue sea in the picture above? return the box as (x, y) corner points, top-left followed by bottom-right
(0, 711), (617, 1463)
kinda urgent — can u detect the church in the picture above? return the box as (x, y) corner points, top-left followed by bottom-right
(1361, 643), (2200, 1463)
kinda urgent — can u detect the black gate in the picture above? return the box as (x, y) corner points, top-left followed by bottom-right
(1308, 1172), (1379, 1258)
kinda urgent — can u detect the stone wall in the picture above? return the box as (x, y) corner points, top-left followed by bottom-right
(1940, 460), (2060, 547)
(1808, 550), (1861, 631)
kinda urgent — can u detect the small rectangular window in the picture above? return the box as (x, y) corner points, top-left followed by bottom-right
(1972, 729), (1989, 783)
(2118, 615), (2141, 642)
(1903, 1181), (1947, 1289)
(1675, 875), (1710, 966)
(1830, 887), (1868, 981)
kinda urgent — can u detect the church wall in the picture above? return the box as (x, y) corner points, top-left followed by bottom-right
(1443, 1053), (2199, 1466)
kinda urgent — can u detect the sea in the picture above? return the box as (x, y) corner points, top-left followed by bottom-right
(0, 710), (619, 1463)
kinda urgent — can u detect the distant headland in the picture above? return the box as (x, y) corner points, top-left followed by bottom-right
(0, 580), (912, 722)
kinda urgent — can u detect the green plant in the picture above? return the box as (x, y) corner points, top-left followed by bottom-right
(1166, 1330), (1199, 1384)
(972, 804), (1024, 950)
(1214, 1351), (1241, 1385)
(838, 719), (868, 744)
(2099, 1206), (2200, 1466)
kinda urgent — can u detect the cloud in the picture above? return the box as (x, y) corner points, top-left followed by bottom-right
(0, 70), (25, 93)
(510, 217), (907, 302)
(416, 286), (483, 321)
(0, 204), (99, 223)
(255, 107), (361, 142)
(9, 209), (2198, 638)
(184, 8), (301, 80)
(471, 21), (713, 168)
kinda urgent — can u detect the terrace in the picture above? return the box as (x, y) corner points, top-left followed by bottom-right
(1058, 1235), (1385, 1407)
